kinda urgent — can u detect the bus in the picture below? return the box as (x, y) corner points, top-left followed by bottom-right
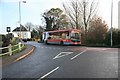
(42, 29), (82, 45)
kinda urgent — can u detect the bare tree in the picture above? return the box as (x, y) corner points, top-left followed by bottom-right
(25, 22), (34, 31)
(80, 0), (98, 34)
(63, 0), (98, 32)
(63, 0), (98, 44)
(63, 0), (81, 29)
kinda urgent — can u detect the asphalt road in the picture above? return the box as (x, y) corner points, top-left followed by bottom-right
(2, 42), (118, 79)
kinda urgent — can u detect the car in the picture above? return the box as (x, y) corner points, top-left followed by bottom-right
(22, 39), (27, 42)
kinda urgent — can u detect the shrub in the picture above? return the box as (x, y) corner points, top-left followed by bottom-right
(105, 28), (120, 46)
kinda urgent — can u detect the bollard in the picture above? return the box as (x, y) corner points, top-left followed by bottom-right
(19, 42), (21, 51)
(9, 44), (12, 56)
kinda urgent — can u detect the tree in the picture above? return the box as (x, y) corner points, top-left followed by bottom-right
(80, 0), (97, 33)
(25, 22), (34, 31)
(42, 8), (69, 31)
(63, 0), (98, 42)
(43, 12), (54, 31)
(35, 25), (44, 40)
(59, 14), (69, 29)
(105, 28), (120, 46)
(87, 17), (108, 44)
(31, 29), (39, 38)
(63, 0), (81, 29)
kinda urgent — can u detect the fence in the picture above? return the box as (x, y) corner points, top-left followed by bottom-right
(0, 42), (25, 56)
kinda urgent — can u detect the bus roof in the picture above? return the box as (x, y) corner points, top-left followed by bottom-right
(44, 29), (80, 33)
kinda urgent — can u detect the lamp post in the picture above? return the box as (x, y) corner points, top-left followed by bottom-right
(110, 0), (113, 47)
(19, 1), (26, 39)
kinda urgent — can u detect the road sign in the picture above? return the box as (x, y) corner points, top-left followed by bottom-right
(6, 27), (11, 32)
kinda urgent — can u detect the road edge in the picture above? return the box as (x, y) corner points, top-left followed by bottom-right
(13, 45), (35, 63)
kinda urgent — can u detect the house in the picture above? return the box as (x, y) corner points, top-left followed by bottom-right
(12, 25), (31, 39)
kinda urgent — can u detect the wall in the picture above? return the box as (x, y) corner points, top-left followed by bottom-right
(12, 31), (31, 39)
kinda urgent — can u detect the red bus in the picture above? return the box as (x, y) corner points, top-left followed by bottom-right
(42, 29), (82, 45)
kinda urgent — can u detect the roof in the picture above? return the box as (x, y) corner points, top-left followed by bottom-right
(12, 24), (28, 32)
(44, 29), (80, 33)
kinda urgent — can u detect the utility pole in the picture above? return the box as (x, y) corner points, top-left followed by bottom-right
(19, 1), (26, 39)
(110, 0), (113, 47)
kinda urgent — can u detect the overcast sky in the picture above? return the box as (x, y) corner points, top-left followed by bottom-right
(0, 0), (119, 34)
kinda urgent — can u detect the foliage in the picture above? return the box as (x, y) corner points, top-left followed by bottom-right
(11, 37), (19, 45)
(86, 17), (108, 45)
(2, 34), (11, 47)
(31, 29), (40, 38)
(42, 8), (69, 31)
(24, 22), (44, 40)
(12, 44), (25, 54)
(43, 12), (54, 31)
(63, 0), (81, 29)
(35, 26), (44, 40)
(0, 35), (3, 48)
(1, 33), (16, 53)
(105, 28), (120, 46)
(63, 0), (97, 31)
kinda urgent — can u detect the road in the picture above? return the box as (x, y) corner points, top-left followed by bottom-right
(2, 42), (118, 79)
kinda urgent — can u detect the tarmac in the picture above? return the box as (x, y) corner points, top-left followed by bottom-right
(2, 44), (35, 67)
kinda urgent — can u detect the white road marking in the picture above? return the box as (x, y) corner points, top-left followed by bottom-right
(87, 48), (110, 51)
(71, 50), (87, 60)
(53, 52), (73, 59)
(39, 67), (59, 80)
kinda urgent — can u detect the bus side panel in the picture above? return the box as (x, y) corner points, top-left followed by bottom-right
(47, 39), (62, 44)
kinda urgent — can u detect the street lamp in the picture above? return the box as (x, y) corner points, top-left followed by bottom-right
(19, 1), (26, 39)
(110, 0), (113, 47)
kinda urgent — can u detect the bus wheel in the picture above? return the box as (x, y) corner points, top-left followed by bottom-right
(60, 41), (64, 46)
(46, 40), (49, 45)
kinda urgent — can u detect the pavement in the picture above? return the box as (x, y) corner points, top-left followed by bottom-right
(2, 44), (35, 67)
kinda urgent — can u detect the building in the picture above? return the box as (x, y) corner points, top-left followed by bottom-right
(12, 25), (31, 39)
(118, 1), (120, 29)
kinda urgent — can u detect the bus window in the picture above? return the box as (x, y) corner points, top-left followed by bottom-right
(71, 33), (80, 40)
(48, 37), (51, 39)
(62, 33), (66, 39)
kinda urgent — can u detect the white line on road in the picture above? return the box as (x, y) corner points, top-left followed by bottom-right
(71, 50), (87, 60)
(38, 67), (59, 80)
(53, 52), (73, 59)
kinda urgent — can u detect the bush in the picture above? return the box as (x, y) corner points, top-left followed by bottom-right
(11, 38), (19, 45)
(105, 28), (120, 47)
